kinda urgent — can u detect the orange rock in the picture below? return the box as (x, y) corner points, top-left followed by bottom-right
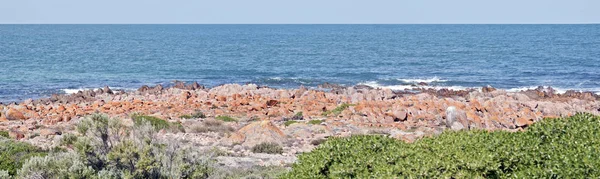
(6, 108), (26, 120)
(515, 117), (533, 127)
(57, 105), (66, 112)
(216, 96), (227, 102)
(9, 130), (25, 140)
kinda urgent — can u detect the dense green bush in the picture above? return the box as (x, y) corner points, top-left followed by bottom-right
(251, 142), (284, 154)
(132, 114), (170, 130)
(0, 137), (47, 176)
(284, 113), (600, 178)
(0, 131), (9, 138)
(132, 114), (185, 133)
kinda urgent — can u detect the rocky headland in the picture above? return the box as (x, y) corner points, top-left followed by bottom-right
(1, 82), (599, 169)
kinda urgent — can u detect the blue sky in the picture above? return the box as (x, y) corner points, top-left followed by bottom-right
(1, 0), (598, 24)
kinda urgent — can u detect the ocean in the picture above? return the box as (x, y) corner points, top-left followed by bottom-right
(1, 25), (599, 102)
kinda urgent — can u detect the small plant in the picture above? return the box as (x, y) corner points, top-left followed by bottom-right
(132, 114), (170, 131)
(189, 119), (234, 134)
(0, 131), (8, 138)
(170, 122), (186, 133)
(181, 111), (207, 119)
(308, 120), (323, 125)
(192, 111), (207, 118)
(179, 114), (193, 119)
(284, 121), (298, 126)
(322, 103), (355, 116)
(251, 142), (283, 154)
(59, 133), (78, 146)
(215, 116), (237, 122)
(291, 112), (304, 120)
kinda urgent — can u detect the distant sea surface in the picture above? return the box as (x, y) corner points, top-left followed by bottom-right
(1, 25), (599, 102)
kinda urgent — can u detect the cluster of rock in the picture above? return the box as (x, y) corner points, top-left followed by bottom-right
(1, 83), (599, 166)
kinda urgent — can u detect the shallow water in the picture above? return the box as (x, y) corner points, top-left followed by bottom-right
(1, 25), (599, 102)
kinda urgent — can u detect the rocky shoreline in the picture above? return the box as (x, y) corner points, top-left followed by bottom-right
(1, 82), (600, 168)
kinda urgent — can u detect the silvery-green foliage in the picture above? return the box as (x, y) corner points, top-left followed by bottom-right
(155, 138), (214, 179)
(0, 170), (10, 179)
(96, 169), (122, 179)
(17, 152), (95, 179)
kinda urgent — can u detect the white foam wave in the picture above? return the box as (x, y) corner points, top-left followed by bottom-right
(505, 86), (600, 94)
(62, 88), (94, 94)
(61, 87), (135, 94)
(359, 81), (471, 91)
(398, 77), (447, 83)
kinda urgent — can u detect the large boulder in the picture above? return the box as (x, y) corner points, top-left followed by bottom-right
(6, 108), (26, 121)
(229, 120), (286, 147)
(445, 106), (466, 130)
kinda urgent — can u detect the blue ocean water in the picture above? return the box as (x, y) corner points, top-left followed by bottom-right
(1, 25), (599, 102)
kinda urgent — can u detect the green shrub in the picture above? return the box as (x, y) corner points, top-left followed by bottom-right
(215, 116), (237, 122)
(192, 111), (207, 118)
(179, 114), (193, 119)
(284, 120), (298, 126)
(322, 103), (355, 116)
(132, 114), (170, 131)
(0, 138), (47, 176)
(251, 142), (283, 154)
(18, 152), (95, 178)
(0, 170), (9, 178)
(0, 131), (9, 138)
(59, 133), (78, 146)
(189, 119), (234, 134)
(307, 120), (323, 125)
(284, 113), (600, 178)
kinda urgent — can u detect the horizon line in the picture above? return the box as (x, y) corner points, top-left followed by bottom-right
(1, 23), (599, 25)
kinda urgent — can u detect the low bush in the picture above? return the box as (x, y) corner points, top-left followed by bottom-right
(132, 114), (170, 130)
(284, 113), (600, 178)
(0, 131), (9, 138)
(0, 137), (47, 176)
(179, 114), (193, 119)
(307, 120), (323, 125)
(189, 119), (234, 134)
(131, 114), (184, 133)
(251, 142), (283, 154)
(59, 133), (78, 146)
(322, 103), (355, 116)
(284, 120), (298, 126)
(1, 114), (216, 178)
(215, 115), (237, 122)
(180, 111), (207, 119)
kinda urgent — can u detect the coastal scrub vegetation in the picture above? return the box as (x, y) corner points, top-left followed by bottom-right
(215, 115), (237, 122)
(251, 142), (284, 154)
(284, 113), (600, 178)
(0, 131), (8, 138)
(0, 137), (47, 176)
(1, 114), (219, 178)
(307, 120), (323, 125)
(322, 103), (355, 116)
(131, 114), (185, 133)
(180, 110), (207, 119)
